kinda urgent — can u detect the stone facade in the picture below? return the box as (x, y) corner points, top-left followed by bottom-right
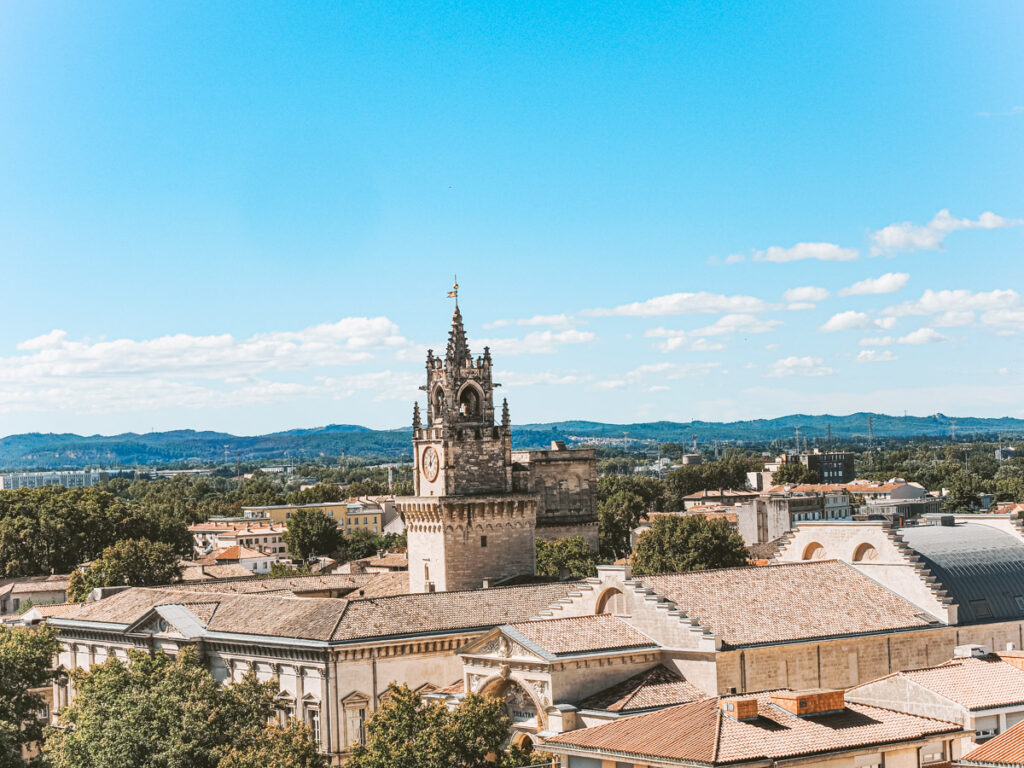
(398, 302), (598, 591)
(512, 443), (599, 548)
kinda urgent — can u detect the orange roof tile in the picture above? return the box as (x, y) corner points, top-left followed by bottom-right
(889, 656), (1024, 711)
(505, 614), (656, 656)
(961, 718), (1024, 766)
(579, 665), (707, 712)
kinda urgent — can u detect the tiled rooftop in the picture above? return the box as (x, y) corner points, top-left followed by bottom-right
(891, 656), (1024, 711)
(544, 690), (961, 764)
(505, 614), (656, 656)
(636, 560), (935, 647)
(961, 718), (1024, 766)
(578, 665), (706, 712)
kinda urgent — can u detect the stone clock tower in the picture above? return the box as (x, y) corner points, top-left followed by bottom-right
(398, 301), (537, 593)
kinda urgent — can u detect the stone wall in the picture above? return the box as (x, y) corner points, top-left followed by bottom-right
(400, 495), (537, 592)
(511, 446), (598, 545)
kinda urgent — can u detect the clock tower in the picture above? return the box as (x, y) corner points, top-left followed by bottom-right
(399, 298), (538, 593)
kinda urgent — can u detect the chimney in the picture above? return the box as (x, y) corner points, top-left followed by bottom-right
(953, 644), (989, 658)
(769, 690), (845, 717)
(720, 698), (759, 721)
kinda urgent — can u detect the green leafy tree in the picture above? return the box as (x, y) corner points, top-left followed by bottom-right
(596, 475), (665, 511)
(598, 490), (646, 560)
(286, 484), (345, 505)
(68, 538), (183, 601)
(283, 509), (343, 561)
(45, 648), (320, 768)
(217, 725), (326, 768)
(238, 471), (286, 507)
(632, 514), (750, 575)
(391, 480), (414, 496)
(536, 537), (598, 578)
(772, 461), (820, 485)
(0, 623), (60, 768)
(348, 683), (521, 768)
(346, 528), (384, 560)
(944, 471), (982, 513)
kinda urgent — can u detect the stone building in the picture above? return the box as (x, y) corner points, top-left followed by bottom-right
(397, 302), (597, 592)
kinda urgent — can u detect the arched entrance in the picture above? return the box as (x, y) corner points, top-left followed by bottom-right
(479, 675), (546, 732)
(511, 732), (534, 753)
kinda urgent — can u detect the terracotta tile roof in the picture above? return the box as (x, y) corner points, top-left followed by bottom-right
(180, 563), (253, 581)
(636, 560), (934, 647)
(684, 489), (758, 500)
(437, 679), (464, 694)
(544, 690), (962, 764)
(505, 614), (656, 656)
(894, 656), (1024, 710)
(579, 665), (707, 712)
(0, 575), (70, 594)
(330, 581), (583, 642)
(45, 580), (581, 644)
(961, 718), (1024, 766)
(213, 545), (266, 561)
(179, 602), (220, 624)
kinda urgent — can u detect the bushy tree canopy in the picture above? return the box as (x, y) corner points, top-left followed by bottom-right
(598, 490), (646, 561)
(45, 648), (324, 768)
(632, 514), (750, 575)
(536, 536), (598, 579)
(0, 623), (60, 768)
(68, 538), (183, 601)
(283, 509), (343, 561)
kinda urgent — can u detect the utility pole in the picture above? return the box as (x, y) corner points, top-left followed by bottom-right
(867, 416), (874, 449)
(826, 424), (833, 447)
(794, 425), (802, 453)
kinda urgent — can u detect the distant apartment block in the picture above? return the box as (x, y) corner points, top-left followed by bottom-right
(753, 450), (856, 488)
(242, 496), (393, 535)
(0, 469), (121, 490)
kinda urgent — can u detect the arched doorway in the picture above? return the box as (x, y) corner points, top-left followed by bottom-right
(511, 732), (534, 753)
(479, 676), (545, 732)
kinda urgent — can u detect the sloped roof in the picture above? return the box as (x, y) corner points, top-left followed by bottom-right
(893, 656), (1024, 711)
(898, 523), (1024, 624)
(636, 560), (935, 647)
(504, 614), (656, 656)
(579, 665), (706, 712)
(544, 691), (961, 764)
(961, 717), (1024, 766)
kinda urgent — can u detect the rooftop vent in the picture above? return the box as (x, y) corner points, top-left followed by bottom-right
(940, 515), (956, 527)
(720, 698), (759, 721)
(953, 644), (989, 658)
(769, 689), (845, 717)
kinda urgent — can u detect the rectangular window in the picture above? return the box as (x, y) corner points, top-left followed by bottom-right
(480, 536), (487, 547)
(307, 708), (320, 745)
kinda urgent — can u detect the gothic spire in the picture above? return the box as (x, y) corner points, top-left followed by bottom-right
(412, 401), (421, 430)
(501, 397), (510, 428)
(445, 305), (472, 368)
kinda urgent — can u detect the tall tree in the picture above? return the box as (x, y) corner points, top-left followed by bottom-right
(632, 514), (750, 575)
(0, 623), (60, 768)
(598, 490), (646, 560)
(283, 509), (343, 561)
(772, 461), (820, 485)
(536, 537), (598, 579)
(347, 683), (529, 768)
(67, 538), (183, 601)
(45, 649), (322, 768)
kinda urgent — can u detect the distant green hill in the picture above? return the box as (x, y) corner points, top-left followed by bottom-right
(1, 412), (1021, 470)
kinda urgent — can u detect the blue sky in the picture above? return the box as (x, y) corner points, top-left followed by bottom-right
(1, 1), (1022, 435)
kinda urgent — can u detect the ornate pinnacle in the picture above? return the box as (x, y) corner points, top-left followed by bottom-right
(412, 402), (421, 430)
(501, 398), (510, 428)
(446, 304), (471, 368)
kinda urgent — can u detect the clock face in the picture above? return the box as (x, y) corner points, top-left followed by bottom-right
(421, 446), (440, 482)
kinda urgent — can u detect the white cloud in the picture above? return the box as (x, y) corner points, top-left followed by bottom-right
(857, 349), (898, 363)
(765, 356), (836, 377)
(883, 289), (1019, 317)
(724, 253), (746, 264)
(752, 242), (859, 263)
(478, 329), (595, 355)
(646, 314), (781, 351)
(838, 273), (909, 296)
(648, 385), (670, 392)
(869, 209), (1022, 255)
(0, 318), (417, 416)
(859, 336), (895, 346)
(819, 311), (894, 332)
(584, 291), (768, 317)
(897, 328), (949, 345)
(783, 286), (830, 303)
(497, 371), (588, 387)
(978, 106), (1024, 118)
(484, 314), (576, 330)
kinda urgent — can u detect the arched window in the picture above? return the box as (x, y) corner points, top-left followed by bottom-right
(852, 543), (878, 562)
(596, 587), (626, 615)
(802, 542), (826, 560)
(459, 385), (481, 418)
(432, 387), (445, 416)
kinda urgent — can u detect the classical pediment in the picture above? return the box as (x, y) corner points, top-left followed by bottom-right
(459, 628), (545, 662)
(125, 604), (208, 640)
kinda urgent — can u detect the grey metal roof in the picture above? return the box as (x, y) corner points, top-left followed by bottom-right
(899, 522), (1024, 624)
